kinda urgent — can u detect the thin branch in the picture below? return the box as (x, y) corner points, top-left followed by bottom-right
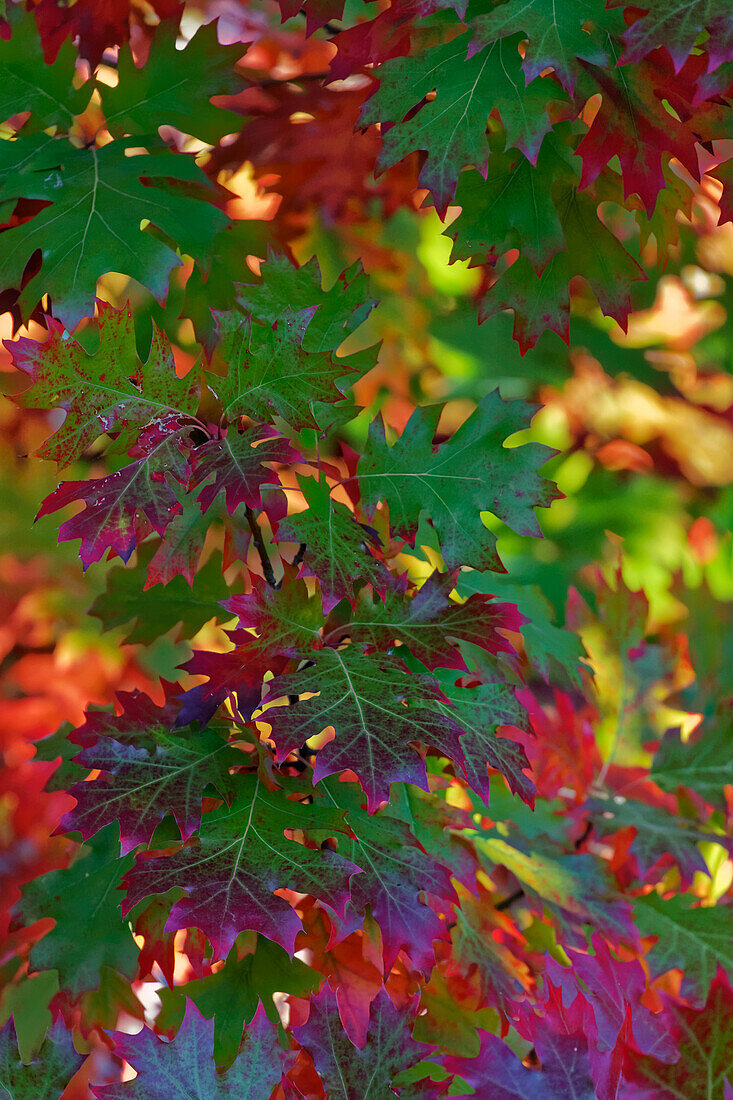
(245, 506), (279, 588)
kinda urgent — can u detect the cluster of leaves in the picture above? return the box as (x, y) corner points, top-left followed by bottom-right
(2, 0), (733, 1098)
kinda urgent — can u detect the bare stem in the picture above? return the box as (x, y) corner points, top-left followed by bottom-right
(245, 507), (279, 588)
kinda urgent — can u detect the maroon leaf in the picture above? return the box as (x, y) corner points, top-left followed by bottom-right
(60, 725), (242, 854)
(262, 648), (465, 811)
(122, 774), (359, 958)
(92, 1001), (290, 1098)
(38, 415), (194, 567)
(576, 53), (700, 217)
(293, 987), (433, 1096)
(444, 1029), (595, 1099)
(325, 781), (457, 974)
(333, 572), (522, 669)
(276, 476), (393, 613)
(190, 425), (297, 516)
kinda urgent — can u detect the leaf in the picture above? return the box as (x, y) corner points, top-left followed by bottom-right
(575, 52), (701, 217)
(456, 572), (583, 686)
(277, 0), (347, 35)
(190, 426), (297, 516)
(0, 10), (90, 127)
(445, 1030), (595, 1099)
(211, 310), (359, 432)
(122, 774), (359, 958)
(446, 882), (532, 1010)
(9, 301), (198, 468)
(468, 0), (625, 92)
(323, 781), (457, 974)
(222, 568), (324, 660)
(336, 572), (521, 670)
(37, 415), (194, 568)
(262, 647), (465, 811)
(297, 908), (383, 1048)
(358, 391), (560, 572)
(362, 32), (558, 215)
(180, 569), (323, 725)
(237, 254), (376, 353)
(293, 987), (433, 1096)
(14, 824), (138, 997)
(449, 145), (567, 277)
(89, 548), (231, 645)
(475, 836), (635, 943)
(180, 937), (319, 1067)
(609, 0), (733, 71)
(586, 792), (716, 887)
(625, 975), (733, 1100)
(102, 21), (244, 144)
(32, 723), (88, 792)
(480, 188), (645, 350)
(276, 477), (393, 613)
(145, 484), (212, 587)
(543, 933), (677, 1064)
(0, 1017), (84, 1099)
(0, 135), (227, 328)
(60, 725), (242, 854)
(434, 679), (534, 805)
(650, 722), (733, 811)
(634, 891), (733, 1003)
(385, 783), (478, 892)
(33, 0), (181, 68)
(92, 1002), (290, 1098)
(0, 972), (60, 1064)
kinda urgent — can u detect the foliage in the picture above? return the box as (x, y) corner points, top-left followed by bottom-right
(0, 1), (733, 1097)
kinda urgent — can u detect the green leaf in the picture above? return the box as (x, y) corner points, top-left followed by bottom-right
(276, 476), (392, 612)
(448, 128), (578, 275)
(634, 892), (733, 1003)
(11, 302), (198, 468)
(475, 835), (634, 941)
(481, 186), (646, 350)
(0, 11), (91, 127)
(31, 724), (87, 793)
(359, 390), (560, 571)
(237, 253), (376, 353)
(651, 723), (733, 812)
(587, 793), (716, 886)
(176, 937), (319, 1067)
(15, 824), (138, 997)
(211, 310), (360, 432)
(0, 1018), (84, 1100)
(0, 972), (59, 1064)
(363, 32), (559, 215)
(468, 0), (625, 92)
(102, 21), (244, 144)
(0, 135), (228, 329)
(90, 547), (231, 645)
